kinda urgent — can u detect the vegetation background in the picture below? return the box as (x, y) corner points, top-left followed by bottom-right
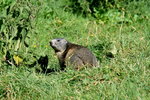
(0, 0), (150, 99)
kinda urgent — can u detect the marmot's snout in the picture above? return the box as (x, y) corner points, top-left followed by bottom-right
(50, 39), (56, 48)
(50, 39), (62, 52)
(50, 40), (56, 51)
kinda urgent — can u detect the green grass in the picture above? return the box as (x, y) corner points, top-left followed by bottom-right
(0, 0), (150, 100)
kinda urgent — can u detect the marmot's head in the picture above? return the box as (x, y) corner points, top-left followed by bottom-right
(50, 38), (68, 52)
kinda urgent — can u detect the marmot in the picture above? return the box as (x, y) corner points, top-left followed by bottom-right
(50, 38), (99, 70)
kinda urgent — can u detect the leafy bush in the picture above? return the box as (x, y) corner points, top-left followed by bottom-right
(0, 0), (39, 65)
(65, 0), (122, 16)
(64, 0), (148, 23)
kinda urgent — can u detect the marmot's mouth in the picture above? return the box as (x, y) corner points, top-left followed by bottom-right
(49, 41), (56, 48)
(51, 46), (60, 52)
(49, 42), (60, 52)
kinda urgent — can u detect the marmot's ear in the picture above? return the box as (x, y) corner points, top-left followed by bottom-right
(66, 41), (71, 47)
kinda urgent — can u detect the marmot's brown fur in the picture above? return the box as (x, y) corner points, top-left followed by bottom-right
(50, 38), (99, 70)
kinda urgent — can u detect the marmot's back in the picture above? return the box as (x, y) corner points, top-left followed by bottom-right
(68, 46), (98, 67)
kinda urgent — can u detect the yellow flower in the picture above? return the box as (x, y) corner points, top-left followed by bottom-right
(56, 19), (63, 24)
(45, 45), (48, 48)
(13, 55), (23, 65)
(33, 45), (37, 48)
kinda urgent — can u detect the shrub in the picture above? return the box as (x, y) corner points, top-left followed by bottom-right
(0, 0), (39, 65)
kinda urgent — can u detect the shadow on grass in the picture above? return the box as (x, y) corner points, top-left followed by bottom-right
(28, 55), (60, 74)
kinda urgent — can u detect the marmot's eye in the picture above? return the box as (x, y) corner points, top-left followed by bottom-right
(57, 39), (60, 42)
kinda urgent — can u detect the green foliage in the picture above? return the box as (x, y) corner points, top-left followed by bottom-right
(65, 0), (117, 16)
(0, 0), (39, 65)
(63, 0), (123, 17)
(64, 0), (149, 24)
